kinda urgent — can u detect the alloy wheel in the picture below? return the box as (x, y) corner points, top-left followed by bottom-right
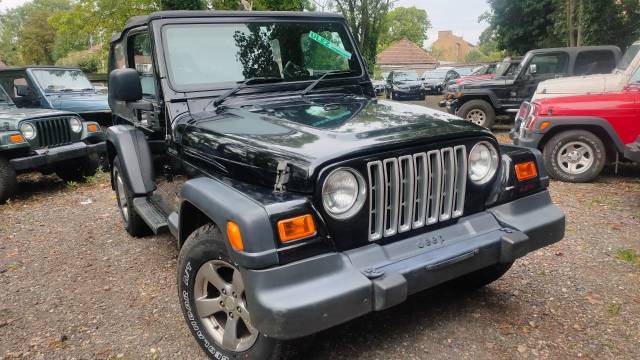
(114, 168), (129, 222)
(466, 109), (486, 126)
(557, 141), (594, 175)
(193, 260), (258, 352)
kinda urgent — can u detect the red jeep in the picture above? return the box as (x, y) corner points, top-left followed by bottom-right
(510, 85), (640, 182)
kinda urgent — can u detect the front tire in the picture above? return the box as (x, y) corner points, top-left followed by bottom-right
(178, 224), (299, 360)
(55, 153), (99, 182)
(457, 99), (496, 128)
(0, 157), (17, 204)
(112, 156), (151, 236)
(542, 130), (606, 183)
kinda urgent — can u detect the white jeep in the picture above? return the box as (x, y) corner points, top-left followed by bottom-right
(532, 41), (640, 101)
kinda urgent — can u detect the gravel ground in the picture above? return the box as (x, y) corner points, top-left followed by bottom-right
(1, 97), (639, 359)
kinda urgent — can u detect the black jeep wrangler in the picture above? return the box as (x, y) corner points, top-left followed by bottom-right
(440, 46), (621, 128)
(106, 11), (565, 360)
(0, 85), (104, 203)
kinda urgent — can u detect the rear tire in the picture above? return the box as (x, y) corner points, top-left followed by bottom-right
(542, 130), (606, 183)
(453, 262), (513, 290)
(457, 99), (496, 128)
(112, 156), (151, 237)
(178, 224), (301, 360)
(55, 153), (100, 182)
(0, 157), (17, 204)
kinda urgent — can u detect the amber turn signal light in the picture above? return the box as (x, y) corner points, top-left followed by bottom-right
(9, 134), (25, 143)
(226, 221), (244, 251)
(539, 121), (550, 131)
(87, 124), (99, 133)
(515, 161), (538, 181)
(277, 215), (316, 243)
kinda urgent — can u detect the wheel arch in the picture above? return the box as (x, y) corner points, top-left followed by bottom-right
(537, 118), (624, 162)
(178, 176), (279, 269)
(106, 125), (155, 195)
(458, 91), (500, 109)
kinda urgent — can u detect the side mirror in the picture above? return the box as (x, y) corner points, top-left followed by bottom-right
(109, 68), (142, 102)
(15, 85), (30, 97)
(529, 64), (537, 75)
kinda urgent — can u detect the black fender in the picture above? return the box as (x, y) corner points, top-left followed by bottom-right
(179, 176), (279, 269)
(106, 125), (155, 196)
(536, 116), (626, 153)
(459, 90), (502, 109)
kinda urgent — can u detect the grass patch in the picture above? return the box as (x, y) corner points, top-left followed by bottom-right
(83, 175), (97, 184)
(616, 249), (640, 268)
(607, 302), (622, 316)
(66, 181), (79, 190)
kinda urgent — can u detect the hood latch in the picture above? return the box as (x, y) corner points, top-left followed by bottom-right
(274, 161), (290, 193)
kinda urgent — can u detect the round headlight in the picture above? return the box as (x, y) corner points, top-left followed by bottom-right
(468, 141), (499, 184)
(19, 122), (36, 140)
(69, 117), (82, 133)
(322, 168), (366, 219)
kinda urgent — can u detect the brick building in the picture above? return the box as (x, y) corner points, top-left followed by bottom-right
(376, 38), (438, 77)
(431, 31), (476, 62)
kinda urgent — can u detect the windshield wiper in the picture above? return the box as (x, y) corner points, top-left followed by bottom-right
(212, 77), (282, 108)
(301, 70), (353, 97)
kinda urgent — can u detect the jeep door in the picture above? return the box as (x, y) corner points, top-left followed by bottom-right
(109, 27), (162, 132)
(516, 52), (570, 104)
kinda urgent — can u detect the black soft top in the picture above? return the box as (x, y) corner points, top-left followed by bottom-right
(0, 66), (81, 73)
(110, 10), (345, 43)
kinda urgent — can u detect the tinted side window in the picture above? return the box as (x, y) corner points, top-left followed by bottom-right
(128, 31), (156, 99)
(574, 50), (616, 75)
(529, 53), (569, 75)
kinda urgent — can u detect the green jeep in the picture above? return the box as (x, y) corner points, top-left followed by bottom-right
(0, 85), (106, 203)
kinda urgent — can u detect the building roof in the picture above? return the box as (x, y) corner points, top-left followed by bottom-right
(376, 38), (437, 65)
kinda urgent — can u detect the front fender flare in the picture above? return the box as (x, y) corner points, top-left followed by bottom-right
(180, 177), (279, 269)
(536, 116), (625, 153)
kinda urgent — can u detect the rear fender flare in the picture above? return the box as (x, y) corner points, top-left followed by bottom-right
(106, 125), (155, 196)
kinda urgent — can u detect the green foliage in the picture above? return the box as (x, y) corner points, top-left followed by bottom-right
(0, 0), (71, 65)
(485, 0), (560, 55)
(161, 0), (205, 10)
(334, 0), (393, 69)
(485, 0), (640, 55)
(55, 49), (102, 73)
(378, 6), (431, 51)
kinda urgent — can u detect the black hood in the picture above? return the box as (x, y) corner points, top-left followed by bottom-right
(178, 96), (491, 193)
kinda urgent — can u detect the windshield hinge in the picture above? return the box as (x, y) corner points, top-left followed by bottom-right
(274, 161), (290, 193)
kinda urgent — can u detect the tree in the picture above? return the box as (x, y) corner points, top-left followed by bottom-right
(485, 0), (561, 54)
(333, 0), (393, 68)
(378, 6), (430, 51)
(161, 0), (205, 9)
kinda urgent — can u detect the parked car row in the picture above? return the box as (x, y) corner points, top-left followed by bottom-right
(0, 66), (111, 201)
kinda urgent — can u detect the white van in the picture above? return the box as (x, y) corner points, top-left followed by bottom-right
(532, 41), (640, 100)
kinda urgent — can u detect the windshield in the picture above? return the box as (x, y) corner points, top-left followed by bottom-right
(423, 71), (447, 80)
(394, 71), (419, 81)
(162, 22), (362, 90)
(31, 69), (93, 93)
(496, 61), (513, 76)
(617, 44), (640, 71)
(0, 86), (13, 105)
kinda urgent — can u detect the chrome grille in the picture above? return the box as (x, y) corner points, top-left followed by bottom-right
(31, 117), (72, 148)
(367, 146), (467, 241)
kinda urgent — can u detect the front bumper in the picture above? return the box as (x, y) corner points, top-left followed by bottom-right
(392, 88), (424, 97)
(438, 98), (458, 114)
(624, 138), (640, 162)
(244, 190), (565, 339)
(10, 141), (106, 171)
(509, 122), (544, 149)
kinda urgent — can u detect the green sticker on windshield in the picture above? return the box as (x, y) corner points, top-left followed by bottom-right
(309, 31), (352, 60)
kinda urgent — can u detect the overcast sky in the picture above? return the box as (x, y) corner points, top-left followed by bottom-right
(1, 0), (490, 46)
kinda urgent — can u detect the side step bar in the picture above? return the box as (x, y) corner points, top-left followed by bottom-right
(132, 196), (169, 234)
